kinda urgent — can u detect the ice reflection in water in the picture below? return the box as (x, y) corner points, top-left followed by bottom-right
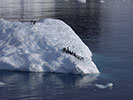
(0, 71), (97, 99)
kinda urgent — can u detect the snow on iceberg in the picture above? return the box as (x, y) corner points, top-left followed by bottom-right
(0, 18), (99, 75)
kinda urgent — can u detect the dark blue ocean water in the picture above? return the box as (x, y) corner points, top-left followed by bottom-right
(0, 0), (133, 100)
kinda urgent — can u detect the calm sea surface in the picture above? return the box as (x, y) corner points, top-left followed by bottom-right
(0, 0), (133, 100)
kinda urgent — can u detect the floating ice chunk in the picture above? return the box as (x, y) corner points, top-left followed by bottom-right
(0, 18), (100, 75)
(100, 0), (105, 3)
(77, 0), (86, 3)
(64, 0), (86, 3)
(95, 83), (113, 89)
(0, 81), (5, 86)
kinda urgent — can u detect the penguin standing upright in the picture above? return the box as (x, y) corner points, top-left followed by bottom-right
(31, 20), (36, 24)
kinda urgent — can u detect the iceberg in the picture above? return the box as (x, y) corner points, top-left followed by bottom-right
(0, 18), (99, 75)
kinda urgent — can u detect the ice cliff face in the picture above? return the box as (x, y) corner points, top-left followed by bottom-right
(0, 18), (99, 75)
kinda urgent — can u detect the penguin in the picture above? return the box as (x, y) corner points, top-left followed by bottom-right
(31, 20), (36, 24)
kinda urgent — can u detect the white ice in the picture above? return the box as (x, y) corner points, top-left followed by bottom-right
(95, 83), (113, 89)
(0, 18), (99, 75)
(77, 0), (86, 3)
(64, 0), (86, 3)
(100, 0), (105, 3)
(0, 81), (5, 86)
